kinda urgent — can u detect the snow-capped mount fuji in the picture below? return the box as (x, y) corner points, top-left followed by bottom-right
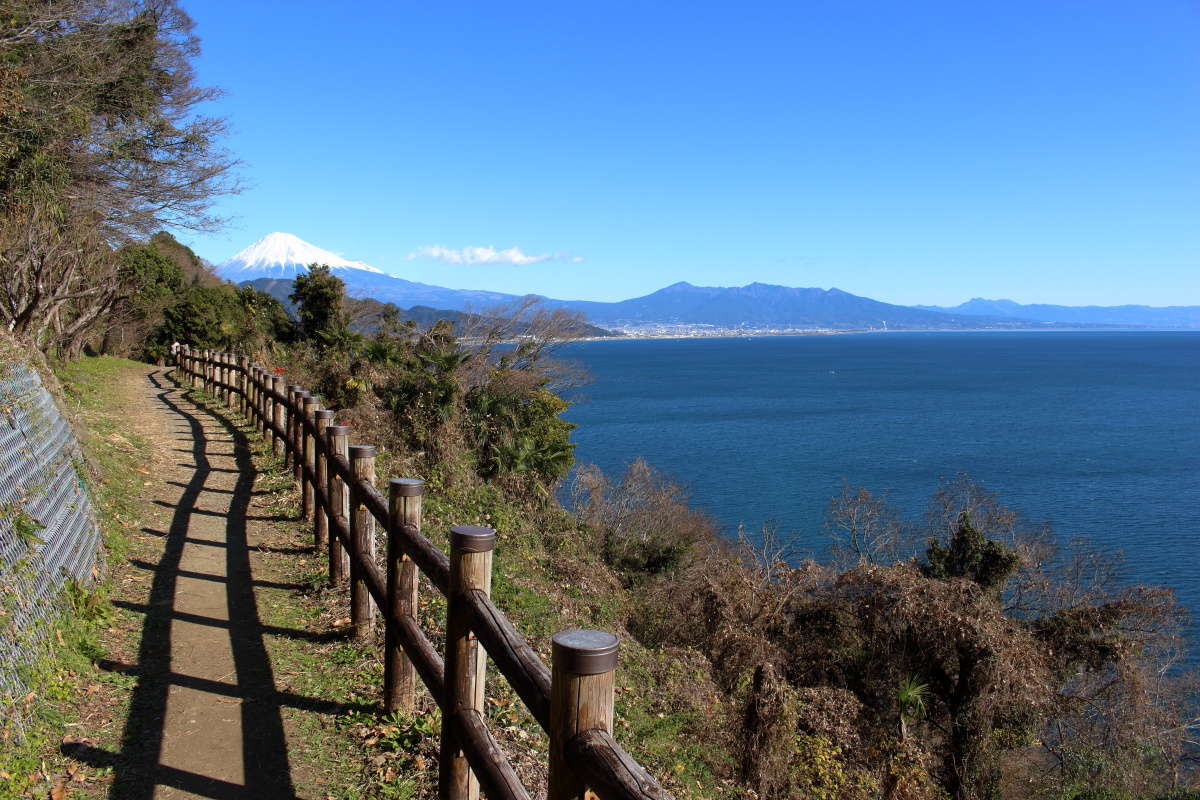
(217, 233), (521, 311)
(217, 232), (386, 280)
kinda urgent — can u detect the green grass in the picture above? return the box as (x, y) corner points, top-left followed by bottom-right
(0, 356), (150, 800)
(56, 356), (155, 569)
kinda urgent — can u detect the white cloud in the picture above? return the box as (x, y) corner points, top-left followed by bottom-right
(407, 245), (581, 266)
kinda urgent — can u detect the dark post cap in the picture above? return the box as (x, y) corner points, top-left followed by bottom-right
(389, 478), (425, 496)
(296, 390), (311, 399)
(552, 629), (619, 675)
(450, 525), (496, 553)
(349, 444), (377, 459)
(287, 384), (302, 392)
(315, 409), (336, 420)
(326, 425), (351, 437)
(303, 395), (320, 406)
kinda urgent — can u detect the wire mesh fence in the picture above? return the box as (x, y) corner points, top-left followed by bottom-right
(0, 360), (100, 714)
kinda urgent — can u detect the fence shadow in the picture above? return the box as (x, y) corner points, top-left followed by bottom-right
(87, 369), (297, 800)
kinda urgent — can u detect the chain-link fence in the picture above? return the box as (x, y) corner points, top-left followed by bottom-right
(0, 360), (100, 713)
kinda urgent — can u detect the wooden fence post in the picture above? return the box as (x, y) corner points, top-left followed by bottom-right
(326, 425), (350, 586)
(230, 355), (239, 410)
(284, 386), (301, 468)
(349, 445), (377, 641)
(220, 353), (230, 403)
(386, 478), (425, 713)
(548, 630), (619, 800)
(440, 525), (496, 800)
(263, 370), (273, 437)
(238, 355), (249, 415)
(282, 385), (295, 465)
(301, 396), (320, 521)
(260, 368), (270, 435)
(257, 368), (268, 436)
(291, 388), (307, 470)
(271, 376), (286, 458)
(313, 409), (335, 551)
(249, 365), (260, 425)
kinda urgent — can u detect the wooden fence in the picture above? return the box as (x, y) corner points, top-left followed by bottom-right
(176, 347), (671, 800)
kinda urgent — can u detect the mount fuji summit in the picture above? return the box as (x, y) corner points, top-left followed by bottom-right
(217, 232), (387, 280)
(216, 233), (520, 311)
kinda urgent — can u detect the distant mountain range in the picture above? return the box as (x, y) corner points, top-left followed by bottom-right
(916, 298), (1200, 328)
(555, 281), (1020, 329)
(218, 234), (1200, 331)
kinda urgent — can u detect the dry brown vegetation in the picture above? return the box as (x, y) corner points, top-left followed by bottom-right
(574, 464), (1199, 800)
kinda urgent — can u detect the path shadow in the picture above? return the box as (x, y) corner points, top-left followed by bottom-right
(90, 369), (298, 799)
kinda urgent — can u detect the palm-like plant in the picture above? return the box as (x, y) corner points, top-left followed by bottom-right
(897, 675), (929, 742)
(419, 347), (471, 375)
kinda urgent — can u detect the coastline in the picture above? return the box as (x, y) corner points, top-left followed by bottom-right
(572, 326), (1200, 343)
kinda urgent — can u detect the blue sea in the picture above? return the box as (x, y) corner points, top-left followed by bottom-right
(559, 331), (1200, 654)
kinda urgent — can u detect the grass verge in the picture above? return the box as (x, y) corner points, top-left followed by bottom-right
(0, 356), (149, 800)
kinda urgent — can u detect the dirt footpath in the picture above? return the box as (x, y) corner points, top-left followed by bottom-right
(102, 367), (298, 799)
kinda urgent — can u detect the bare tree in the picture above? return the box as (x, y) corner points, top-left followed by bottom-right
(572, 459), (715, 576)
(825, 482), (904, 567)
(457, 296), (592, 391)
(0, 0), (238, 355)
(736, 522), (799, 588)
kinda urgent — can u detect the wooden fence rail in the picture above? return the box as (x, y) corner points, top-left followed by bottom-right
(176, 347), (672, 800)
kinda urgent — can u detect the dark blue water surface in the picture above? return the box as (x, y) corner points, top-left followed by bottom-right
(560, 332), (1200, 650)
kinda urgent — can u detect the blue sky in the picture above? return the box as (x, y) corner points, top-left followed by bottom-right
(182, 1), (1199, 306)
